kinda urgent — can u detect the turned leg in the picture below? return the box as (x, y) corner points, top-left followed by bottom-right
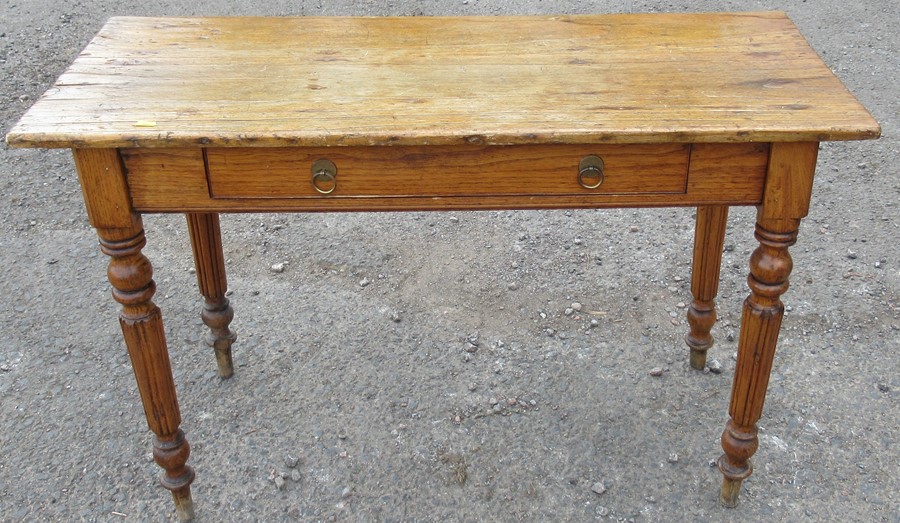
(74, 149), (195, 521)
(686, 205), (728, 370)
(186, 213), (236, 378)
(99, 225), (195, 521)
(718, 142), (819, 507)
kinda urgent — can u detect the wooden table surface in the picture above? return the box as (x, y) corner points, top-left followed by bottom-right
(6, 12), (879, 149)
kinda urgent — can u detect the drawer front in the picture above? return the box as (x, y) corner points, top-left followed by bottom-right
(205, 144), (689, 199)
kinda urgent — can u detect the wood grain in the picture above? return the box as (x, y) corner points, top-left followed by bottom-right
(7, 13), (880, 149)
(122, 143), (767, 211)
(206, 144), (689, 198)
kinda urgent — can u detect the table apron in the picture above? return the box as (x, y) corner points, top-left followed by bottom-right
(122, 143), (769, 213)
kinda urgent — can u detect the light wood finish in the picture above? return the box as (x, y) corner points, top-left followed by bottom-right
(6, 13), (878, 150)
(6, 13), (881, 519)
(73, 149), (195, 521)
(686, 205), (728, 369)
(186, 213), (236, 378)
(122, 143), (769, 212)
(718, 142), (819, 507)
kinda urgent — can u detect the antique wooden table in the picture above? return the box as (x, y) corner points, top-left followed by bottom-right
(7, 13), (879, 520)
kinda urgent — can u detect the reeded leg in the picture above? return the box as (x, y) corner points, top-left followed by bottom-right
(718, 142), (819, 507)
(74, 149), (195, 520)
(187, 213), (236, 378)
(686, 205), (728, 370)
(99, 226), (195, 521)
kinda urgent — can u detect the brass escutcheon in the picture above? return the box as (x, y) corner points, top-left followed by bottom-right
(578, 155), (604, 189)
(311, 159), (337, 194)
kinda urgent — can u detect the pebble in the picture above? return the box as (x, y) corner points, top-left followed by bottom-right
(507, 398), (518, 406)
(359, 277), (370, 287)
(390, 311), (401, 323)
(284, 454), (300, 468)
(274, 476), (286, 490)
(596, 506), (610, 517)
(270, 262), (286, 273)
(874, 261), (883, 268)
(508, 282), (520, 291)
(649, 367), (664, 377)
(564, 308), (574, 316)
(489, 397), (499, 405)
(591, 481), (607, 495)
(341, 487), (352, 499)
(574, 238), (583, 245)
(464, 342), (478, 353)
(877, 384), (890, 393)
(449, 216), (459, 223)
(0, 364), (10, 372)
(846, 250), (858, 259)
(668, 453), (679, 463)
(707, 359), (723, 374)
(468, 382), (478, 392)
(291, 469), (302, 482)
(629, 225), (640, 232)
(571, 302), (583, 311)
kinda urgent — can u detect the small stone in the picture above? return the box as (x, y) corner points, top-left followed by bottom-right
(877, 384), (890, 393)
(571, 302), (583, 311)
(674, 276), (683, 282)
(574, 238), (583, 245)
(846, 250), (858, 259)
(732, 351), (739, 361)
(464, 342), (478, 353)
(507, 398), (517, 406)
(270, 262), (286, 273)
(726, 331), (736, 342)
(0, 364), (10, 372)
(285, 454), (300, 468)
(390, 311), (401, 322)
(668, 453), (679, 463)
(649, 367), (664, 377)
(564, 308), (574, 316)
(489, 397), (499, 405)
(590, 319), (599, 328)
(596, 506), (610, 517)
(449, 216), (459, 223)
(707, 359), (723, 374)
(341, 487), (352, 499)
(508, 282), (520, 291)
(468, 382), (478, 392)
(874, 261), (883, 269)
(274, 476), (286, 490)
(724, 243), (735, 252)
(467, 332), (480, 346)
(629, 225), (640, 233)
(591, 481), (607, 495)
(291, 469), (302, 482)
(359, 277), (370, 287)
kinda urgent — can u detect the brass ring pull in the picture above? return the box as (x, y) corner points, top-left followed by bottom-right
(311, 159), (337, 194)
(578, 155), (604, 189)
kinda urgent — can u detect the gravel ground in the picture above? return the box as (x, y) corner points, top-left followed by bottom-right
(1, 1), (897, 522)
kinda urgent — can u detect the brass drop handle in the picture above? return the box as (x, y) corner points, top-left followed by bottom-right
(311, 159), (337, 194)
(578, 155), (604, 189)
